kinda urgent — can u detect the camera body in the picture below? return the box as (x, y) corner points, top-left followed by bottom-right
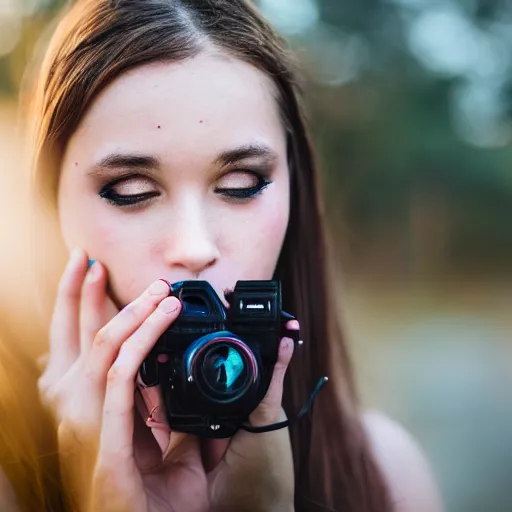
(139, 280), (299, 438)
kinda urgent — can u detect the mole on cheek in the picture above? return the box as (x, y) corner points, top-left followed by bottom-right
(199, 120), (204, 124)
(157, 125), (161, 129)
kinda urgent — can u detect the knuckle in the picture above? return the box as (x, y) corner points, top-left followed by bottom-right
(93, 327), (110, 348)
(106, 364), (129, 384)
(38, 376), (58, 405)
(36, 354), (49, 373)
(37, 373), (50, 395)
(118, 302), (140, 323)
(83, 363), (99, 384)
(57, 278), (80, 300)
(272, 364), (287, 385)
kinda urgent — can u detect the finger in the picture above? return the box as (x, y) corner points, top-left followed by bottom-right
(135, 383), (172, 455)
(79, 261), (116, 354)
(286, 319), (300, 331)
(47, 248), (89, 375)
(84, 279), (172, 383)
(249, 337), (294, 426)
(97, 296), (181, 462)
(134, 386), (198, 468)
(203, 438), (230, 472)
(36, 353), (49, 373)
(133, 397), (165, 473)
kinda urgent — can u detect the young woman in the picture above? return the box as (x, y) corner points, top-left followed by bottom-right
(6, 0), (442, 510)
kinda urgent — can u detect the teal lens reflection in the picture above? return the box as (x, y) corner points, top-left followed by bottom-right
(201, 344), (249, 395)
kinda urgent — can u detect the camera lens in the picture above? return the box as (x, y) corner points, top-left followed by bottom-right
(201, 344), (248, 396)
(185, 334), (258, 403)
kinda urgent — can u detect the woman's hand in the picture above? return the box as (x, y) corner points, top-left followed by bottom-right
(38, 249), (296, 512)
(207, 336), (296, 512)
(38, 249), (208, 512)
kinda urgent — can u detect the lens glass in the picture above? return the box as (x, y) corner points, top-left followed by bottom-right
(201, 344), (249, 396)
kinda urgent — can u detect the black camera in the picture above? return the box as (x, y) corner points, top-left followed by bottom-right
(139, 280), (299, 438)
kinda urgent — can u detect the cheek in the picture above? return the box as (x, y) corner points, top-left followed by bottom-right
(59, 195), (158, 302)
(252, 202), (289, 250)
(92, 219), (161, 301)
(60, 197), (121, 256)
(219, 189), (290, 280)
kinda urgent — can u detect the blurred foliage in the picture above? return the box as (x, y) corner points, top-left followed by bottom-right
(2, 0), (512, 278)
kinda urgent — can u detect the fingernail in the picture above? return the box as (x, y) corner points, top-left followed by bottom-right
(148, 279), (171, 296)
(69, 248), (83, 264)
(86, 261), (101, 282)
(158, 297), (180, 314)
(287, 320), (300, 331)
(159, 279), (172, 289)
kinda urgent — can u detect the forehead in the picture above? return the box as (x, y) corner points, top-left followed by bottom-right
(65, 52), (286, 162)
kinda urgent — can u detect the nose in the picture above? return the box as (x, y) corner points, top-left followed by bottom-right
(163, 202), (220, 276)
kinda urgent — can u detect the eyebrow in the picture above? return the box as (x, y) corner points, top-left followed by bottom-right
(214, 144), (279, 167)
(88, 153), (161, 176)
(87, 143), (278, 176)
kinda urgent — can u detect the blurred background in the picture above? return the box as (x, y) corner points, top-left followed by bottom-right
(0, 0), (512, 510)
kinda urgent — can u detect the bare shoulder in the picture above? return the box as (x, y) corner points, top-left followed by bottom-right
(362, 410), (444, 512)
(0, 468), (20, 512)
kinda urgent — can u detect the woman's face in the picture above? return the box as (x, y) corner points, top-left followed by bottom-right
(58, 52), (290, 306)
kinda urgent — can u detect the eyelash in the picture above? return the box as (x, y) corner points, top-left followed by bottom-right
(214, 173), (272, 201)
(98, 176), (159, 207)
(98, 171), (272, 208)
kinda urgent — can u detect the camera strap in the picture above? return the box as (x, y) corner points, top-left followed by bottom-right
(238, 376), (329, 434)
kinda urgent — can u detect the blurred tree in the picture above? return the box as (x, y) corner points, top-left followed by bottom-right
(273, 0), (512, 278)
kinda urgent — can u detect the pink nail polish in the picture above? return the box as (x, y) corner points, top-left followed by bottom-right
(287, 320), (300, 331)
(159, 279), (171, 290)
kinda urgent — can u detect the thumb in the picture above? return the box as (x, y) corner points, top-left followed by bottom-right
(249, 337), (294, 426)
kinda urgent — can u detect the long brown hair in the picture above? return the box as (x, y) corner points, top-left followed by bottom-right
(24, 0), (392, 510)
(0, 320), (64, 511)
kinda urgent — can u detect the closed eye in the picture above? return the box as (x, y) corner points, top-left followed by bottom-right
(99, 174), (160, 207)
(214, 170), (272, 201)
